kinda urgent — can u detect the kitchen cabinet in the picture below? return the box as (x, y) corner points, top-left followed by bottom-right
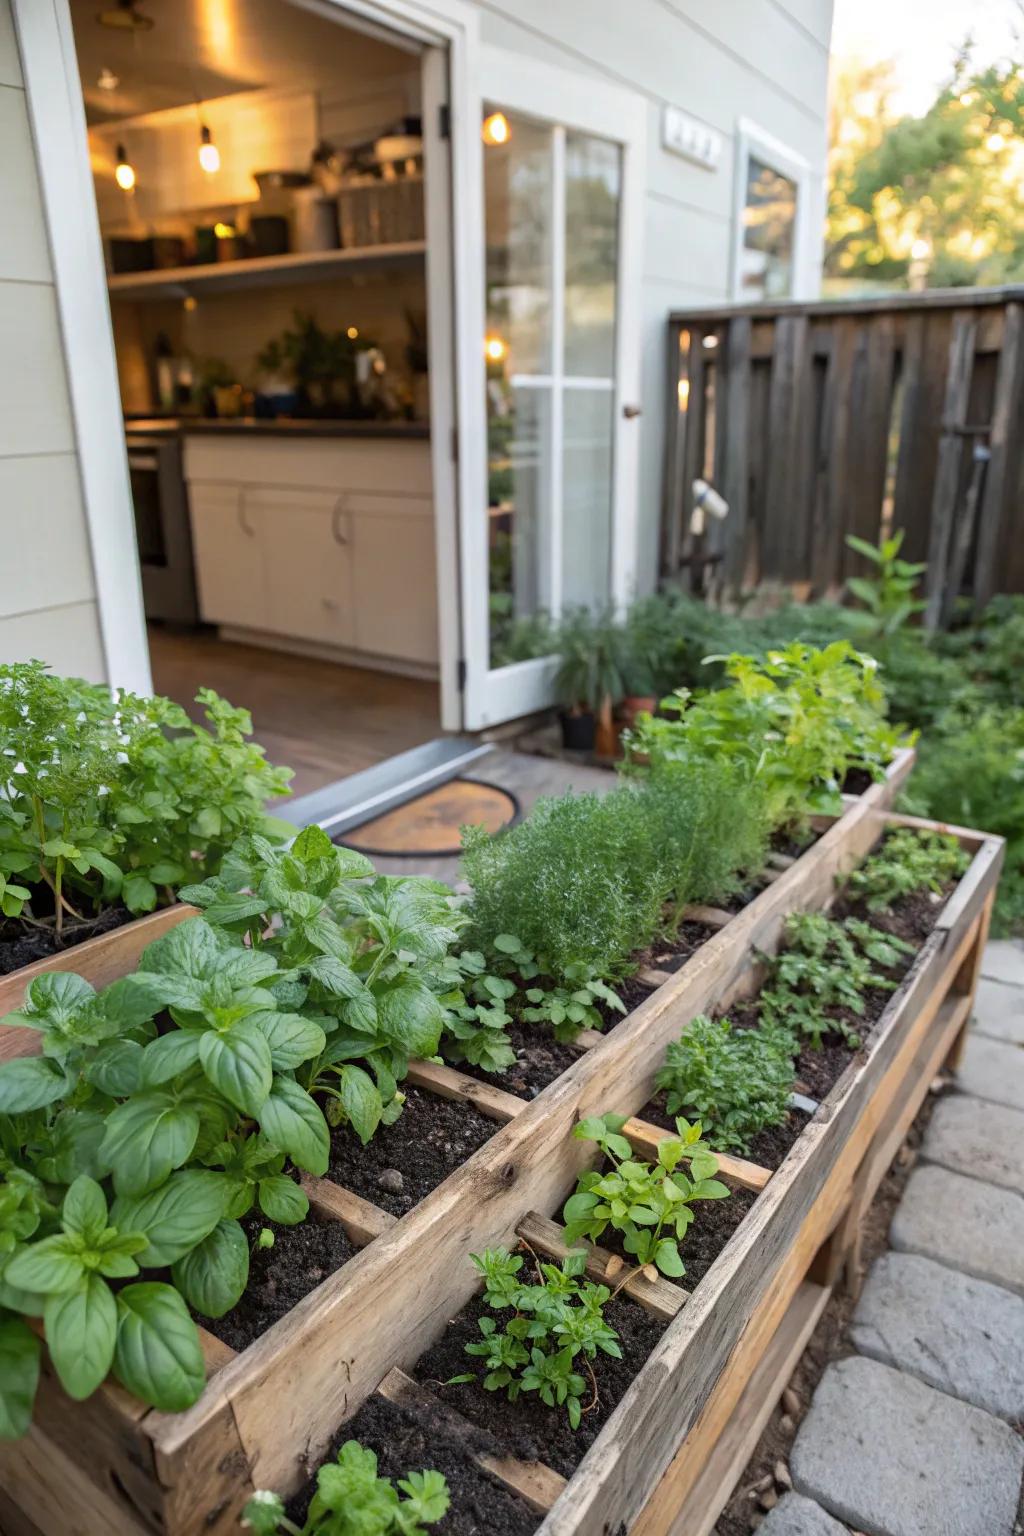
(188, 482), (268, 630)
(184, 437), (437, 673)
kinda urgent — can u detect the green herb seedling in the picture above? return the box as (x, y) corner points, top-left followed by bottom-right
(242, 1439), (449, 1535)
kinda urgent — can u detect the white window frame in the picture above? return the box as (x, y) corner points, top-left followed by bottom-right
(730, 116), (815, 304)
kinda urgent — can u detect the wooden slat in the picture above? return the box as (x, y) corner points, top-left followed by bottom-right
(622, 1117), (772, 1193)
(516, 1211), (688, 1321)
(0, 1421), (154, 1536)
(300, 1174), (397, 1243)
(721, 315), (752, 589)
(762, 315), (813, 580)
(0, 904), (197, 1058)
(974, 300), (1024, 612)
(377, 1367), (567, 1516)
(842, 314), (896, 574)
(649, 1281), (830, 1536)
(406, 1058), (527, 1122)
(682, 904), (734, 929)
(924, 312), (977, 628)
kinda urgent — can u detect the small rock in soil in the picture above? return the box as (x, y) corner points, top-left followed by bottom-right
(782, 1386), (801, 1416)
(774, 1461), (792, 1489)
(779, 1414), (796, 1435)
(377, 1168), (404, 1194)
(759, 1488), (778, 1511)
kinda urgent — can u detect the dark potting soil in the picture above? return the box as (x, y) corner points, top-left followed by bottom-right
(637, 1089), (811, 1172)
(415, 1290), (666, 1479)
(644, 919), (718, 974)
(453, 1018), (585, 1098)
(0, 901), (130, 976)
(592, 973), (657, 1030)
(285, 1389), (539, 1536)
(770, 825), (818, 860)
(327, 1087), (499, 1217)
(836, 884), (948, 947)
(199, 1211), (357, 1352)
(841, 765), (874, 796)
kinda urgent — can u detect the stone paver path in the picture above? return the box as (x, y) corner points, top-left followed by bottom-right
(775, 941), (1024, 1536)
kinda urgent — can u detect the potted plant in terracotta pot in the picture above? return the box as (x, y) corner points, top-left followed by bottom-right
(554, 608), (625, 755)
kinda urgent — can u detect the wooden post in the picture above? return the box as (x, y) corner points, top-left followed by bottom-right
(973, 302), (1024, 615)
(924, 312), (977, 629)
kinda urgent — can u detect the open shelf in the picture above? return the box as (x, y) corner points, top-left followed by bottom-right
(106, 240), (426, 301)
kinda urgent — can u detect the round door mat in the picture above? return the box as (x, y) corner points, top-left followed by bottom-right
(339, 778), (520, 858)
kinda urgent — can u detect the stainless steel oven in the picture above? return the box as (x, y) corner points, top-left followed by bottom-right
(125, 430), (199, 625)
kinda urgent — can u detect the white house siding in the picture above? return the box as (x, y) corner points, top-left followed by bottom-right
(473, 0), (833, 589)
(0, 0), (105, 681)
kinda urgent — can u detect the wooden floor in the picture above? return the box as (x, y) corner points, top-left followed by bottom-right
(148, 627), (441, 797)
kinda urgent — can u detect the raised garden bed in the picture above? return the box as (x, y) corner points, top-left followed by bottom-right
(0, 748), (990, 1536)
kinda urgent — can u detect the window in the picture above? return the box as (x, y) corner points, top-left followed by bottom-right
(732, 120), (812, 303)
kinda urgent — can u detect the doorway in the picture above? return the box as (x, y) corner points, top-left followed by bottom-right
(64, 0), (456, 792)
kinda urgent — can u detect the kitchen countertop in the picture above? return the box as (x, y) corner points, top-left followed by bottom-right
(123, 417), (431, 440)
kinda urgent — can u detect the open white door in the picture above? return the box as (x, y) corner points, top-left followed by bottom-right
(458, 48), (646, 730)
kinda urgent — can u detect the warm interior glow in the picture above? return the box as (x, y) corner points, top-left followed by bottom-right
(114, 145), (135, 191)
(484, 335), (507, 362)
(213, 222), (235, 239)
(482, 112), (511, 147)
(677, 378), (690, 411)
(198, 126), (221, 174)
(347, 326), (359, 340)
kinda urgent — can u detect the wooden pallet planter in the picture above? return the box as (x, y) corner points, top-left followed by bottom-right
(2, 750), (971, 1536)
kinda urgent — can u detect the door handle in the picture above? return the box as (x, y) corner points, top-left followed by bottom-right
(332, 496), (350, 546)
(622, 403), (642, 419)
(238, 493), (256, 538)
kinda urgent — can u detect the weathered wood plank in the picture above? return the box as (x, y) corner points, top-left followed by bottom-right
(377, 1368), (568, 1515)
(405, 1058), (527, 1123)
(974, 301), (1024, 612)
(517, 1211), (688, 1320)
(622, 1116), (772, 1194)
(0, 905), (197, 1057)
(842, 315), (896, 575)
(924, 312), (977, 628)
(720, 316), (752, 589)
(300, 1174), (397, 1243)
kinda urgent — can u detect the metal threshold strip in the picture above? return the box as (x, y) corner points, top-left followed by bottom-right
(279, 736), (495, 838)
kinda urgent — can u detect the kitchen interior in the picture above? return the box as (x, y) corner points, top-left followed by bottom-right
(70, 0), (445, 792)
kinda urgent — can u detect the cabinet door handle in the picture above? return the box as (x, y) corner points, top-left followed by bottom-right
(332, 497), (349, 546)
(238, 494), (256, 538)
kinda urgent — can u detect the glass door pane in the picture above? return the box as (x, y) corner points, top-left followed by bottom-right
(483, 111), (622, 669)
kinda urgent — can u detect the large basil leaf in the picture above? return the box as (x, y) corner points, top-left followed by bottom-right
(111, 1170), (227, 1267)
(376, 976), (445, 1059)
(304, 955), (364, 999)
(5, 1234), (85, 1295)
(38, 1108), (107, 1184)
(99, 1092), (201, 1196)
(171, 1218), (248, 1319)
(0, 1314), (41, 1439)
(113, 1283), (206, 1411)
(249, 1010), (326, 1071)
(0, 1057), (69, 1114)
(199, 1022), (272, 1117)
(258, 1076), (329, 1175)
(43, 1273), (117, 1400)
(257, 1175), (308, 1225)
(137, 1030), (202, 1088)
(85, 1038), (144, 1097)
(337, 1065), (383, 1145)
(61, 1175), (107, 1245)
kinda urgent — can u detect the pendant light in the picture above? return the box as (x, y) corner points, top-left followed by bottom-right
(198, 123), (220, 174)
(114, 142), (136, 191)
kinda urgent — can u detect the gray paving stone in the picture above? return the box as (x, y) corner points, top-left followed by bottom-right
(955, 1032), (1024, 1111)
(922, 1094), (1024, 1194)
(850, 1251), (1024, 1419)
(889, 1165), (1024, 1296)
(757, 1493), (848, 1536)
(791, 1355), (1024, 1536)
(980, 939), (1024, 986)
(972, 977), (1024, 1044)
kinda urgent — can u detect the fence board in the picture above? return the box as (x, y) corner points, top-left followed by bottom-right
(662, 288), (1024, 611)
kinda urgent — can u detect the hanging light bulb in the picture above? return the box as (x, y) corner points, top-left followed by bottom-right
(114, 142), (136, 191)
(198, 124), (221, 174)
(481, 111), (511, 146)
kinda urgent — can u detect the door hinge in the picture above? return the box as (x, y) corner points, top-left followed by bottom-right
(457, 658), (467, 692)
(438, 102), (451, 139)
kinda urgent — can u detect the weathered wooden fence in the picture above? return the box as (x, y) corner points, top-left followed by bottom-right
(661, 287), (1024, 624)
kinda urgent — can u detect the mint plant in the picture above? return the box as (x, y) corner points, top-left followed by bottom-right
(656, 1015), (795, 1155)
(243, 1439), (449, 1535)
(760, 912), (903, 1049)
(434, 949), (518, 1073)
(845, 829), (968, 914)
(449, 1246), (621, 1429)
(182, 825), (462, 1143)
(627, 641), (906, 829)
(562, 1114), (730, 1278)
(0, 662), (291, 932)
